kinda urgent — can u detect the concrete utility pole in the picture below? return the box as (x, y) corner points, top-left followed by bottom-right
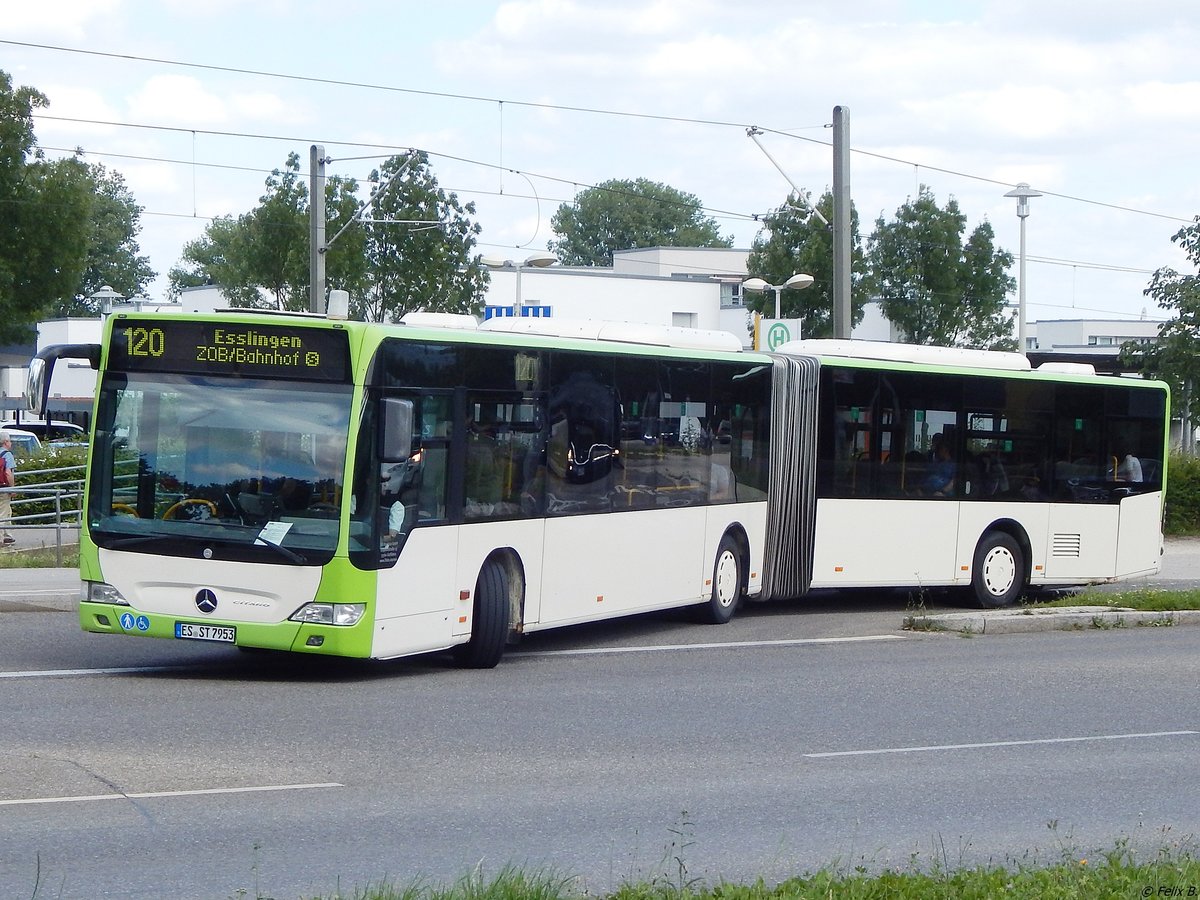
(309, 144), (326, 314)
(1004, 182), (1042, 356)
(831, 106), (852, 339)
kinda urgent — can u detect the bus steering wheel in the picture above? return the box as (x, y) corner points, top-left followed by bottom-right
(162, 498), (218, 520)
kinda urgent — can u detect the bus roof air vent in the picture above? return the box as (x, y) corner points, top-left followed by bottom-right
(399, 312), (480, 330)
(1036, 362), (1097, 376)
(479, 317), (743, 352)
(598, 323), (743, 352)
(774, 339), (1032, 372)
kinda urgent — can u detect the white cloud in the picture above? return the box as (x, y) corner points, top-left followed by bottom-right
(31, 85), (123, 143)
(229, 91), (300, 125)
(3, 0), (123, 38)
(127, 75), (228, 125)
(1122, 81), (1200, 122)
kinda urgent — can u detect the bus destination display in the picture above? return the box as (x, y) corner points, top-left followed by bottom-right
(109, 319), (351, 382)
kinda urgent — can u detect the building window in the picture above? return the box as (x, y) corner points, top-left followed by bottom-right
(672, 312), (697, 329)
(484, 305), (552, 319)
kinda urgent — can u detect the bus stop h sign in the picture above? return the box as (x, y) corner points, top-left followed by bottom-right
(760, 319), (801, 351)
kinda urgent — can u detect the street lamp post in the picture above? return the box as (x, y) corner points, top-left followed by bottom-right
(481, 252), (557, 316)
(1004, 183), (1042, 355)
(89, 285), (124, 316)
(742, 272), (815, 326)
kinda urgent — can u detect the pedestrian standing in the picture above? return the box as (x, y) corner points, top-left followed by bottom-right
(0, 430), (16, 544)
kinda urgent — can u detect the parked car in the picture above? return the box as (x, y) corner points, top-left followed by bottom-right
(0, 419), (85, 441)
(2, 427), (42, 457)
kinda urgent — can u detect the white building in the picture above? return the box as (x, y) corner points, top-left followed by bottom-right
(1027, 317), (1164, 355)
(481, 247), (896, 346)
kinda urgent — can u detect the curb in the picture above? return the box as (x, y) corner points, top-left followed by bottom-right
(907, 606), (1200, 634)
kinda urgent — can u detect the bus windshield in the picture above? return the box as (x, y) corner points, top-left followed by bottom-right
(88, 372), (352, 563)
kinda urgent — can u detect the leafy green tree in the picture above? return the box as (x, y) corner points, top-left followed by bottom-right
(323, 175), (370, 308)
(55, 161), (156, 316)
(170, 153), (368, 311)
(548, 178), (731, 266)
(357, 151), (488, 322)
(169, 214), (261, 305)
(1122, 216), (1200, 449)
(243, 153), (309, 309)
(865, 186), (1016, 349)
(0, 71), (94, 341)
(744, 191), (866, 335)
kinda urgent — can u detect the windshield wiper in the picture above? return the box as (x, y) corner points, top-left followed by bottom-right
(107, 535), (170, 550)
(255, 537), (306, 565)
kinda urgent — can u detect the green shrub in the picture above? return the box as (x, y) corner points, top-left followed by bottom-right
(12, 445), (88, 522)
(1165, 452), (1200, 535)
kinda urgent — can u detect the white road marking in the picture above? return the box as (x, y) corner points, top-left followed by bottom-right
(0, 635), (906, 678)
(520, 634), (906, 657)
(0, 782), (343, 807)
(805, 730), (1200, 758)
(0, 666), (192, 679)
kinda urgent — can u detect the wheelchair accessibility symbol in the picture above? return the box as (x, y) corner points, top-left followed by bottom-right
(767, 322), (793, 350)
(119, 613), (150, 632)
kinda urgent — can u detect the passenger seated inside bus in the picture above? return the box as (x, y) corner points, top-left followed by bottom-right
(977, 452), (1009, 497)
(1114, 451), (1144, 483)
(921, 441), (956, 497)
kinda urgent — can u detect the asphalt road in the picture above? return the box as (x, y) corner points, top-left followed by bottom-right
(2, 549), (1200, 899)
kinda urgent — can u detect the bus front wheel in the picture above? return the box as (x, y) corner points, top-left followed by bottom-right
(971, 531), (1025, 608)
(452, 560), (509, 668)
(700, 534), (745, 624)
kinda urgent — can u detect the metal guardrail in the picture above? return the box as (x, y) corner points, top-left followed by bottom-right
(1, 462), (84, 566)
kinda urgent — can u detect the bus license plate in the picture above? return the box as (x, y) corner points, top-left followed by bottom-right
(175, 622), (236, 643)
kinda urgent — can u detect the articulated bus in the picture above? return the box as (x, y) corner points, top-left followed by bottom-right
(30, 310), (1169, 667)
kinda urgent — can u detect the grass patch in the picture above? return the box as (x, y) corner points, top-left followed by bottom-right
(1027, 588), (1200, 612)
(290, 837), (1200, 900)
(0, 545), (79, 568)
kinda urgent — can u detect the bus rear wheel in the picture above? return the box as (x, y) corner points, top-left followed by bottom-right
(971, 531), (1025, 608)
(452, 560), (509, 668)
(699, 535), (745, 624)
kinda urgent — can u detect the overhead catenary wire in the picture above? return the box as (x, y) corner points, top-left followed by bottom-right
(10, 39), (1191, 305)
(16, 128), (1173, 295)
(11, 38), (1192, 228)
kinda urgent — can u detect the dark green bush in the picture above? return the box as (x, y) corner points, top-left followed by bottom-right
(1165, 453), (1200, 535)
(12, 445), (88, 521)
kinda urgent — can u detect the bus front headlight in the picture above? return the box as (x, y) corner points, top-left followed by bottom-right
(84, 581), (130, 606)
(289, 603), (366, 626)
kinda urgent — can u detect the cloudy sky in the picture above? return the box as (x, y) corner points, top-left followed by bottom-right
(3, 0), (1198, 324)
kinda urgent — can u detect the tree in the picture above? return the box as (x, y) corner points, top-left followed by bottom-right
(55, 161), (156, 316)
(865, 186), (1016, 349)
(744, 191), (867, 336)
(243, 153), (309, 309)
(356, 151), (488, 322)
(169, 214), (262, 305)
(1122, 216), (1200, 449)
(548, 178), (731, 266)
(169, 153), (368, 311)
(0, 70), (94, 342)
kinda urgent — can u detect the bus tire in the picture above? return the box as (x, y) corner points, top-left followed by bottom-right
(700, 534), (745, 624)
(971, 531), (1025, 608)
(452, 560), (509, 668)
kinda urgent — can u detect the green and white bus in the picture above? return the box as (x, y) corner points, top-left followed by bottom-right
(29, 310), (1169, 666)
